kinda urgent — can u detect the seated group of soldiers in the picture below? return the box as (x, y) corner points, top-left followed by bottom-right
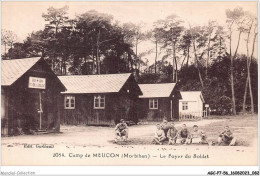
(114, 119), (237, 146)
(154, 119), (237, 146)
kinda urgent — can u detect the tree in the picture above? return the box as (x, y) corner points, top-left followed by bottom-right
(147, 24), (165, 74)
(122, 22), (148, 71)
(154, 15), (184, 82)
(210, 25), (227, 61)
(75, 11), (136, 75)
(204, 20), (216, 76)
(242, 13), (257, 113)
(42, 5), (69, 71)
(189, 24), (205, 88)
(226, 7), (245, 115)
(178, 29), (192, 69)
(1, 29), (17, 59)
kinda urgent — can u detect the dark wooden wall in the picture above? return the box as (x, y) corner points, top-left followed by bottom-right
(1, 59), (65, 136)
(59, 74), (141, 126)
(60, 93), (138, 126)
(137, 98), (171, 122)
(137, 95), (180, 122)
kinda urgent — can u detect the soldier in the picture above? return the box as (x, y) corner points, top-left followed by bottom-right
(160, 119), (171, 138)
(218, 126), (237, 146)
(153, 124), (166, 145)
(176, 124), (190, 144)
(114, 119), (128, 142)
(190, 125), (208, 144)
(167, 123), (178, 145)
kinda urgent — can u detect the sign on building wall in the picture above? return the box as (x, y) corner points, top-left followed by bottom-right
(28, 76), (46, 89)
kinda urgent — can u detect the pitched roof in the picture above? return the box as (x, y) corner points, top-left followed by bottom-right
(1, 57), (41, 86)
(138, 83), (176, 98)
(180, 91), (205, 103)
(58, 73), (132, 94)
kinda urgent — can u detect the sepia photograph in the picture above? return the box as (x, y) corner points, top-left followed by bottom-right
(0, 0), (258, 171)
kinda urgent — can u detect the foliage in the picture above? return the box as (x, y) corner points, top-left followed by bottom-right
(3, 6), (258, 115)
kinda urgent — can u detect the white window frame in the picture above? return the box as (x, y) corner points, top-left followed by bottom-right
(149, 99), (158, 109)
(94, 95), (105, 109)
(64, 95), (75, 109)
(182, 102), (188, 110)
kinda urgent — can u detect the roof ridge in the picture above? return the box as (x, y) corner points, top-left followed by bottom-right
(58, 73), (131, 77)
(58, 73), (132, 94)
(139, 83), (175, 85)
(2, 57), (41, 62)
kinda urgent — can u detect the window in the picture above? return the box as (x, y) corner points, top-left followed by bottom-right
(65, 95), (75, 109)
(94, 95), (105, 109)
(182, 102), (188, 110)
(149, 99), (158, 109)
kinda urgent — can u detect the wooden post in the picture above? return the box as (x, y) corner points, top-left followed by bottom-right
(39, 92), (43, 130)
(170, 100), (173, 120)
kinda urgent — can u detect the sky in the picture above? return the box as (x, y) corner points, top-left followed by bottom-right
(1, 1), (258, 66)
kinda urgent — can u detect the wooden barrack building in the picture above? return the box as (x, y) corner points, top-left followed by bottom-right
(137, 83), (181, 122)
(1, 57), (65, 136)
(58, 73), (142, 125)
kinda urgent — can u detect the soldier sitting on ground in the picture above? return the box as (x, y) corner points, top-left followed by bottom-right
(153, 124), (166, 145)
(167, 122), (178, 145)
(114, 119), (128, 142)
(189, 125), (208, 144)
(176, 124), (191, 144)
(218, 126), (237, 146)
(160, 118), (171, 139)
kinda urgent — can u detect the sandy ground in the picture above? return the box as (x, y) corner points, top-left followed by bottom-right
(1, 118), (258, 166)
(2, 119), (226, 147)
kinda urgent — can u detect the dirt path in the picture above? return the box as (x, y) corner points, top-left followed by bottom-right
(1, 118), (258, 166)
(2, 119), (226, 147)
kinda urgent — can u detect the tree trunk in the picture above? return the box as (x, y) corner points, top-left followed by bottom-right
(172, 39), (176, 82)
(92, 48), (95, 74)
(186, 46), (189, 68)
(248, 27), (257, 113)
(64, 58), (67, 75)
(242, 20), (253, 114)
(135, 39), (138, 60)
(189, 24), (203, 87)
(181, 55), (187, 69)
(248, 69), (254, 113)
(206, 35), (211, 77)
(193, 43), (204, 88)
(96, 29), (101, 74)
(10, 42), (13, 59)
(155, 40), (157, 74)
(175, 50), (178, 82)
(219, 38), (222, 58)
(230, 51), (236, 115)
(242, 76), (249, 113)
(230, 30), (242, 115)
(4, 43), (6, 57)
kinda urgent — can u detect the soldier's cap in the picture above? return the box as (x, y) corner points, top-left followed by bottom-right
(120, 119), (125, 122)
(163, 119), (168, 123)
(193, 125), (198, 128)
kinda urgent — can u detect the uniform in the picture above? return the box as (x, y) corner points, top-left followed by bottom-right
(115, 122), (128, 141)
(167, 127), (178, 145)
(153, 128), (166, 145)
(176, 128), (190, 144)
(190, 130), (207, 144)
(161, 122), (171, 138)
(218, 130), (236, 146)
